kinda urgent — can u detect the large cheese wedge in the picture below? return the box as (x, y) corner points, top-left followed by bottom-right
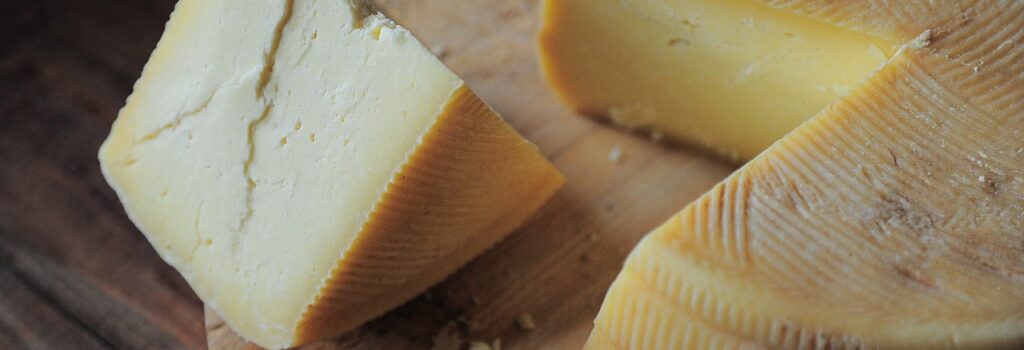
(98, 0), (563, 348)
(579, 1), (1024, 349)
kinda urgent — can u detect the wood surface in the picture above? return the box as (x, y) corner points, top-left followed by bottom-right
(0, 0), (734, 349)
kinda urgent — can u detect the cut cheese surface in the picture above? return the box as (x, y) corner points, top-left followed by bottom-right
(577, 0), (1024, 349)
(539, 0), (898, 160)
(98, 0), (563, 348)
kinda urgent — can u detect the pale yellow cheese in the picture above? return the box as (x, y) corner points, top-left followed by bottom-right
(98, 0), (563, 348)
(539, 0), (898, 160)
(572, 0), (1024, 349)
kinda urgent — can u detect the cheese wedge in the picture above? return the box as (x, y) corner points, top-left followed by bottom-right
(539, 0), (899, 160)
(576, 0), (1024, 349)
(98, 0), (563, 348)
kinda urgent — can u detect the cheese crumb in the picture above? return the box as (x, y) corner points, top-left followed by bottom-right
(979, 175), (986, 182)
(516, 313), (537, 331)
(468, 341), (492, 350)
(608, 146), (624, 163)
(649, 130), (665, 142)
(431, 323), (462, 350)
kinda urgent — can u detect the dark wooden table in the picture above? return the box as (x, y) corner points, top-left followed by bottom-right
(0, 1), (206, 348)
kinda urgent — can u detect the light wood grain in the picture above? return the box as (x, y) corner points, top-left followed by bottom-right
(206, 0), (735, 348)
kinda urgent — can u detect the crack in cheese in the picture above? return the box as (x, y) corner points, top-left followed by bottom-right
(98, 0), (563, 348)
(557, 0), (1024, 349)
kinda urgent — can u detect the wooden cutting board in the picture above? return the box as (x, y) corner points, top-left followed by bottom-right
(205, 0), (735, 348)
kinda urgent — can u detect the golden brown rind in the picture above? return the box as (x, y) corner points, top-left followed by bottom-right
(295, 86), (564, 345)
(589, 1), (1024, 349)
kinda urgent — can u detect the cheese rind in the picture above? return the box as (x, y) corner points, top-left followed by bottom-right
(99, 0), (563, 348)
(296, 85), (565, 343)
(582, 0), (1024, 348)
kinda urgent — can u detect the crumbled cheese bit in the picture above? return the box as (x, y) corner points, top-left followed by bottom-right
(608, 146), (623, 163)
(468, 341), (492, 350)
(430, 322), (462, 350)
(979, 175), (986, 182)
(649, 130), (664, 142)
(516, 313), (536, 331)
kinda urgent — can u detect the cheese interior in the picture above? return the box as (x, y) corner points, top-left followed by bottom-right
(100, 0), (460, 345)
(540, 0), (898, 159)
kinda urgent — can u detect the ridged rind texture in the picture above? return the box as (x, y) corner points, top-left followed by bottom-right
(758, 0), (976, 41)
(294, 86), (564, 346)
(588, 1), (1024, 349)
